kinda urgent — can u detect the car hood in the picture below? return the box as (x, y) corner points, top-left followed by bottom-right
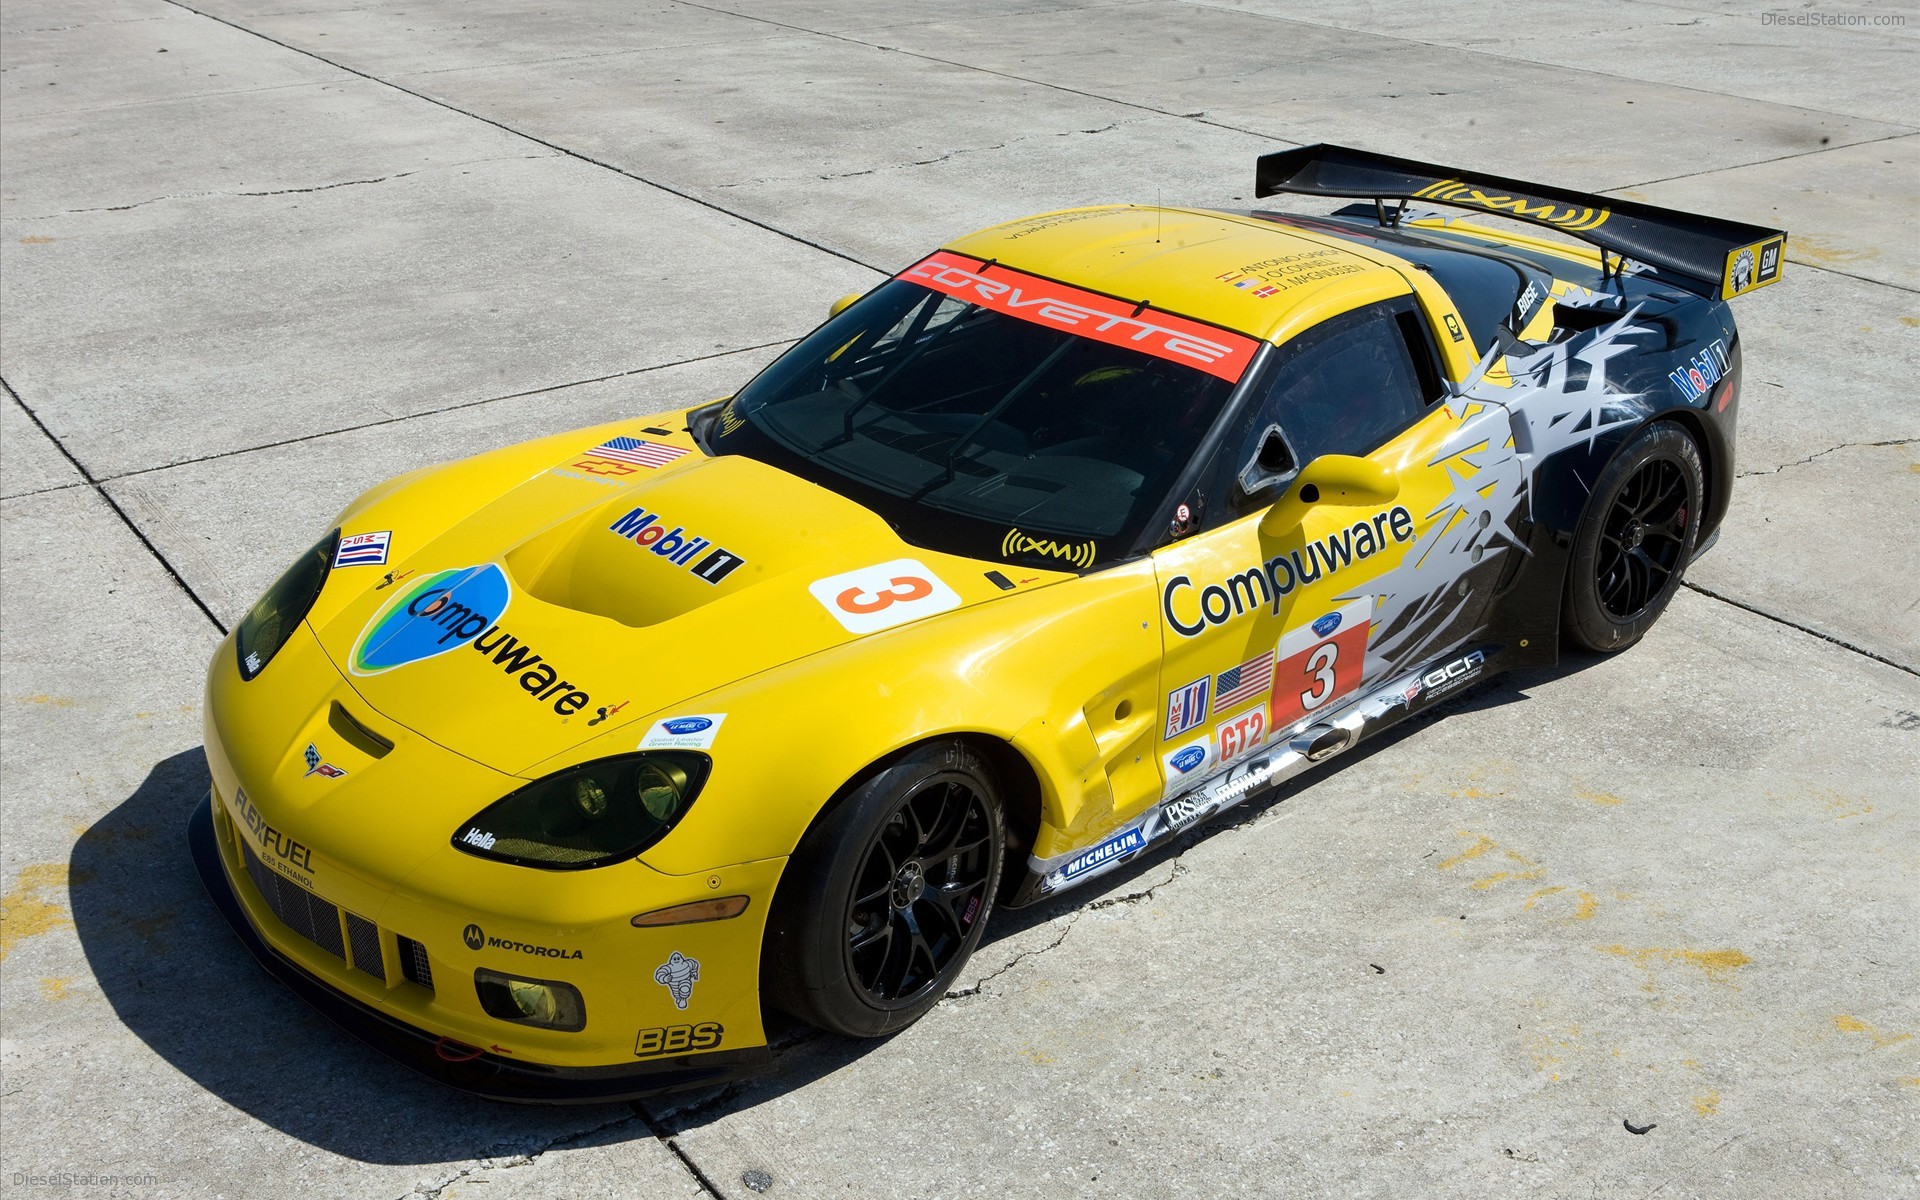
(312, 451), (1025, 775)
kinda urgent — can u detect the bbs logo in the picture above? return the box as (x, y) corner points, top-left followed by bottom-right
(634, 1022), (723, 1058)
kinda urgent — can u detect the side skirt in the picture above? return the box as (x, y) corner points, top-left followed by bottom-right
(1006, 642), (1507, 907)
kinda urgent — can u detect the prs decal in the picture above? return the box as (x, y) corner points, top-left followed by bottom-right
(1163, 506), (1414, 637)
(901, 251), (1258, 382)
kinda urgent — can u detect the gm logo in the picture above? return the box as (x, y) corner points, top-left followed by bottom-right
(463, 924), (485, 951)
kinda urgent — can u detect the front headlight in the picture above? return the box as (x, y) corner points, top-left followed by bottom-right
(451, 752), (711, 870)
(235, 530), (337, 680)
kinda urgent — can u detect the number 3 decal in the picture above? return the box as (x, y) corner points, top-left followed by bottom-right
(836, 575), (934, 615)
(1300, 642), (1339, 711)
(810, 559), (962, 635)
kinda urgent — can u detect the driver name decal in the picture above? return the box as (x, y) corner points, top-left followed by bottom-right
(901, 251), (1258, 382)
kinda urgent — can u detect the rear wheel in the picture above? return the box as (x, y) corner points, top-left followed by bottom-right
(764, 741), (1004, 1037)
(1562, 422), (1704, 652)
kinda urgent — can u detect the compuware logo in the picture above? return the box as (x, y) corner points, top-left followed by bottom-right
(351, 564), (512, 675)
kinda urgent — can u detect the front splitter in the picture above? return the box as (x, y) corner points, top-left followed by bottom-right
(187, 791), (769, 1104)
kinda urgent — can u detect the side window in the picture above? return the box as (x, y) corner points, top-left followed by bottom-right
(1202, 300), (1441, 525)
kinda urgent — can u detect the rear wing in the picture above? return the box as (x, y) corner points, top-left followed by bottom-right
(1255, 144), (1787, 301)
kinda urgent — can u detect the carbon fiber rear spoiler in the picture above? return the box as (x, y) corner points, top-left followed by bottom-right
(1255, 144), (1787, 301)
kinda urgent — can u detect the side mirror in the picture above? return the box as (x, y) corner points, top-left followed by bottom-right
(828, 293), (862, 318)
(1258, 454), (1399, 538)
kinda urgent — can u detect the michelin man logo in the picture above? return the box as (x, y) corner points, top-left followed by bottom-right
(654, 950), (700, 1010)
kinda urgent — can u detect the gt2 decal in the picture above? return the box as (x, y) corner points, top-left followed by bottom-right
(350, 565), (593, 717)
(809, 559), (961, 635)
(608, 508), (746, 585)
(1162, 507), (1414, 637)
(1669, 339), (1730, 403)
(901, 251), (1259, 382)
(635, 1022), (723, 1058)
(1216, 708), (1267, 763)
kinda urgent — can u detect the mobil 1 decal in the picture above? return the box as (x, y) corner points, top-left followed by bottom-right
(1269, 596), (1373, 731)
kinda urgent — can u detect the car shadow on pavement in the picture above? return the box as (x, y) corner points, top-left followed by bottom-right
(70, 747), (887, 1164)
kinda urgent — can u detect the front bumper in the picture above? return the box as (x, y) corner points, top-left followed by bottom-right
(189, 791), (770, 1104)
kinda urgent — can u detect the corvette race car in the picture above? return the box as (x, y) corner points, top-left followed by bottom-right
(192, 145), (1784, 1101)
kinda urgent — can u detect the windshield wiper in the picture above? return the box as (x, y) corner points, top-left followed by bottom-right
(912, 337), (1075, 502)
(835, 297), (966, 445)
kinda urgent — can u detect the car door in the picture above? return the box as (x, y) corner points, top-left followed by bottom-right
(1150, 296), (1497, 798)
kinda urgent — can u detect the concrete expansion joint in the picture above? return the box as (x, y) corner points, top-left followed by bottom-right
(1738, 437), (1915, 477)
(14, 153), (559, 219)
(396, 1110), (646, 1200)
(713, 121), (1140, 189)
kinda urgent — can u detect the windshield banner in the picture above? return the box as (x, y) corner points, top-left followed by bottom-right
(901, 251), (1259, 382)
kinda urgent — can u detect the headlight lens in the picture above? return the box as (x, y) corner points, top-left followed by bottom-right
(452, 752), (711, 870)
(236, 530), (337, 680)
(474, 968), (586, 1032)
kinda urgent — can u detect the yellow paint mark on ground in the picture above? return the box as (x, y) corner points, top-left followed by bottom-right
(1472, 868), (1546, 890)
(0, 864), (78, 961)
(1898, 315), (1918, 327)
(18, 235), (56, 245)
(1900, 1077), (1920, 1088)
(1571, 891), (1599, 921)
(1693, 1089), (1720, 1115)
(1522, 886), (1566, 910)
(39, 977), (72, 1001)
(1833, 1015), (1914, 1049)
(1022, 1048), (1056, 1065)
(1819, 790), (1875, 819)
(1598, 945), (1752, 988)
(1575, 788), (1623, 806)
(1790, 234), (1878, 266)
(1438, 833), (1497, 871)
(1450, 786), (1499, 799)
(12, 694), (76, 707)
(1527, 1024), (1581, 1073)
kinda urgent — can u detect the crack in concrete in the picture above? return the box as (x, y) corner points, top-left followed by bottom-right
(14, 153), (556, 218)
(1738, 437), (1914, 477)
(713, 121), (1136, 189)
(1682, 580), (1918, 677)
(397, 1111), (648, 1200)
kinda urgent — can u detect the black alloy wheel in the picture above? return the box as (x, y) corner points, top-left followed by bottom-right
(1563, 422), (1704, 653)
(764, 741), (1006, 1038)
(844, 775), (996, 1004)
(1596, 457), (1691, 620)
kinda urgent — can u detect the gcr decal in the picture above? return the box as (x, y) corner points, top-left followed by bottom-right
(809, 559), (961, 635)
(1269, 596), (1373, 731)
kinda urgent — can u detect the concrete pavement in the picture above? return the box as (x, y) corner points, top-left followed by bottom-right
(3, 0), (1914, 1196)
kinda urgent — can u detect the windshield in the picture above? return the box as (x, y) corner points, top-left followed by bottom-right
(710, 254), (1255, 570)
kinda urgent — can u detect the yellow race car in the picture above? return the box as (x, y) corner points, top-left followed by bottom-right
(192, 145), (1784, 1101)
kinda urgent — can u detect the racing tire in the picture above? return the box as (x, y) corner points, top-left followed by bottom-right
(1562, 422), (1704, 653)
(764, 741), (1005, 1038)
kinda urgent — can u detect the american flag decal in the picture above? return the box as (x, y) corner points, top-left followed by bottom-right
(1215, 649), (1275, 712)
(584, 436), (689, 469)
(1164, 676), (1209, 740)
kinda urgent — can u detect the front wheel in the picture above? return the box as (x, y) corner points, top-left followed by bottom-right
(763, 741), (1005, 1037)
(1562, 422), (1704, 653)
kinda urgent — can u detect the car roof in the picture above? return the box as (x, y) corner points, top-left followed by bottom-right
(943, 205), (1415, 348)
